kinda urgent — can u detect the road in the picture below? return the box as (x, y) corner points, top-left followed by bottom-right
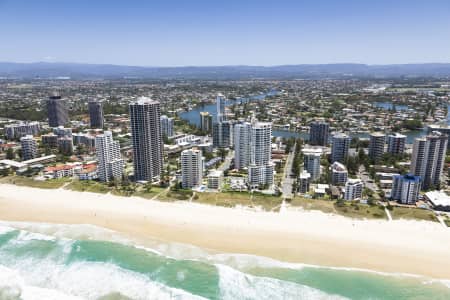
(358, 165), (378, 192)
(218, 150), (234, 172)
(281, 144), (296, 200)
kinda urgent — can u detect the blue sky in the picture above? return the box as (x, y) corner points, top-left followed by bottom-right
(0, 0), (449, 66)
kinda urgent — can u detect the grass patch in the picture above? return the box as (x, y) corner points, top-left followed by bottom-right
(134, 186), (166, 200)
(157, 189), (193, 201)
(390, 206), (438, 222)
(194, 191), (281, 211)
(444, 218), (450, 227)
(334, 202), (386, 219)
(252, 193), (283, 211)
(0, 176), (70, 189)
(290, 197), (336, 214)
(65, 180), (111, 194)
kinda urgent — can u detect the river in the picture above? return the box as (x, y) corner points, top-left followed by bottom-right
(179, 97), (430, 143)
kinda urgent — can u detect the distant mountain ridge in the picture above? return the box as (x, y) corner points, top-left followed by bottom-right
(1, 62), (450, 79)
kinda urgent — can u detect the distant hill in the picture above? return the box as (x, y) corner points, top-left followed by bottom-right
(1, 62), (450, 79)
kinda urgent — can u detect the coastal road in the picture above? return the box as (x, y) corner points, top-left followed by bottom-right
(281, 144), (296, 200)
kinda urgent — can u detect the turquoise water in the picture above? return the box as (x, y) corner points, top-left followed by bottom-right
(0, 222), (449, 300)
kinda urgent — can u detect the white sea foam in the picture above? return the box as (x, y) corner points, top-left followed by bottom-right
(0, 225), (16, 235)
(2, 220), (450, 292)
(216, 264), (348, 300)
(0, 265), (84, 300)
(1, 256), (206, 300)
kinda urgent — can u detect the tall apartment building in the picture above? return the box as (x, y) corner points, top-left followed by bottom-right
(309, 121), (329, 146)
(387, 133), (406, 155)
(302, 147), (322, 181)
(213, 121), (233, 148)
(47, 95), (69, 127)
(410, 131), (448, 190)
(331, 133), (351, 163)
(391, 174), (421, 204)
(160, 115), (174, 138)
(129, 97), (164, 182)
(181, 149), (203, 189)
(369, 132), (385, 162)
(88, 100), (104, 129)
(344, 178), (363, 201)
(234, 122), (252, 169)
(200, 111), (213, 133)
(248, 121), (274, 188)
(20, 135), (38, 161)
(331, 161), (348, 186)
(216, 93), (226, 123)
(5, 122), (41, 140)
(427, 124), (450, 148)
(95, 131), (124, 183)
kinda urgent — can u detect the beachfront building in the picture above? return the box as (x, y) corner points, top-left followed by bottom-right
(234, 122), (252, 169)
(298, 170), (311, 194)
(20, 135), (38, 161)
(248, 121), (274, 189)
(207, 169), (223, 190)
(331, 133), (351, 163)
(344, 178), (363, 201)
(88, 100), (104, 129)
(331, 161), (348, 186)
(47, 95), (69, 127)
(309, 120), (329, 146)
(200, 111), (213, 133)
(96, 131), (124, 183)
(303, 147), (322, 181)
(391, 174), (421, 204)
(5, 122), (41, 140)
(129, 97), (164, 182)
(387, 133), (406, 155)
(181, 149), (204, 189)
(410, 131), (448, 190)
(369, 132), (385, 162)
(160, 115), (174, 138)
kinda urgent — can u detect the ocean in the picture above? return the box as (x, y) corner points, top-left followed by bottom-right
(0, 222), (448, 300)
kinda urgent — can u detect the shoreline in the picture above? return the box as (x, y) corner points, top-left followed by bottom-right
(1, 183), (450, 279)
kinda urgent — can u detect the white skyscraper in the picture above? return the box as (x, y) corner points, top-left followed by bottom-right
(20, 135), (38, 161)
(248, 121), (274, 189)
(96, 131), (124, 183)
(410, 131), (448, 190)
(234, 122), (252, 169)
(181, 149), (203, 189)
(216, 93), (226, 123)
(160, 115), (174, 138)
(129, 97), (164, 182)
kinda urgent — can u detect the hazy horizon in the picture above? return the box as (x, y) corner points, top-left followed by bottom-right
(1, 0), (450, 66)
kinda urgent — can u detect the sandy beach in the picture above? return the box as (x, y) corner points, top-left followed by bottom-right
(0, 183), (449, 279)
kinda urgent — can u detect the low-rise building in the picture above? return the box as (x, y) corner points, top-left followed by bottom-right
(344, 178), (363, 201)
